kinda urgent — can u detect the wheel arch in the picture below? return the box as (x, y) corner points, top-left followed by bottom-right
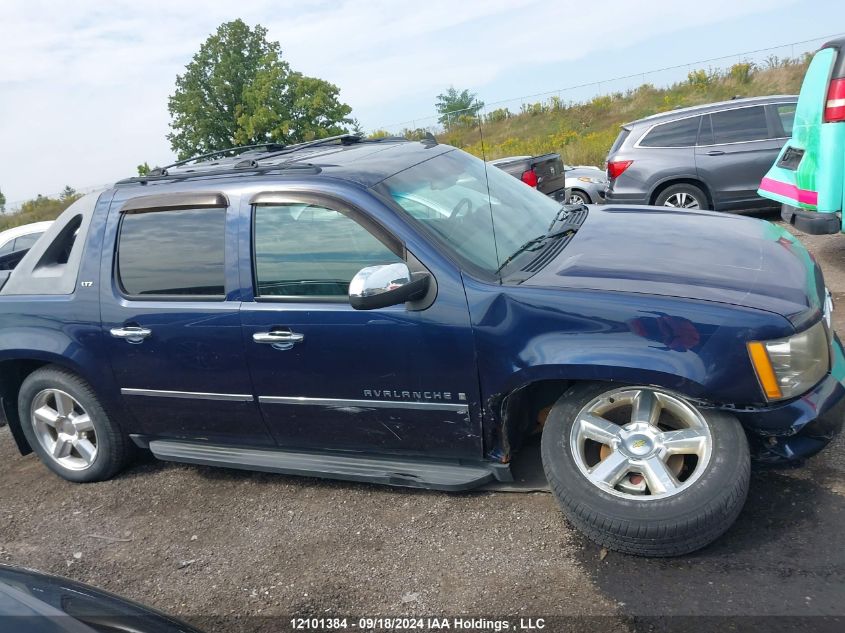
(568, 188), (592, 204)
(0, 350), (116, 455)
(649, 177), (714, 209)
(491, 365), (710, 462)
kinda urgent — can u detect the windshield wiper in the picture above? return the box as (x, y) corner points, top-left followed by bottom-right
(495, 221), (581, 275)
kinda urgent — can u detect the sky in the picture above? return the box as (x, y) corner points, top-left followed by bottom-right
(1, 0), (844, 206)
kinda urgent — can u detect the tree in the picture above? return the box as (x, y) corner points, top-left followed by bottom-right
(59, 185), (77, 202)
(137, 162), (152, 176)
(435, 87), (484, 128)
(0, 187), (5, 212)
(167, 19), (353, 159)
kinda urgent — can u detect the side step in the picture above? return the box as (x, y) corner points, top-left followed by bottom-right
(148, 440), (510, 492)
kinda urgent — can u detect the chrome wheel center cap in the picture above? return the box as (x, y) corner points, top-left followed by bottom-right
(624, 434), (653, 456)
(58, 417), (75, 436)
(618, 423), (660, 458)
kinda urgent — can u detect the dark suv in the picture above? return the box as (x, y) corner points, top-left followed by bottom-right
(606, 95), (797, 211)
(0, 134), (842, 557)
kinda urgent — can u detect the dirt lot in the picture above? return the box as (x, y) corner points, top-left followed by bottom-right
(1, 211), (844, 633)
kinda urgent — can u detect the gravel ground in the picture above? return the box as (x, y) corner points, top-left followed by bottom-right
(1, 211), (844, 633)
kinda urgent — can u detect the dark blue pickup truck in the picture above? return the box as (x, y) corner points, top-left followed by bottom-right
(0, 134), (842, 556)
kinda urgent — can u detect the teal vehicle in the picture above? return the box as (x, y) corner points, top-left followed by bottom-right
(759, 36), (845, 233)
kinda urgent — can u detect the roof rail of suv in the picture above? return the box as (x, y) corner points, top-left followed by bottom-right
(146, 133), (365, 177)
(117, 133), (391, 186)
(115, 161), (323, 186)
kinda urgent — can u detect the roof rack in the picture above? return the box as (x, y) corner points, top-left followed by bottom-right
(239, 133), (365, 166)
(148, 143), (288, 177)
(149, 133), (365, 177)
(116, 162), (322, 186)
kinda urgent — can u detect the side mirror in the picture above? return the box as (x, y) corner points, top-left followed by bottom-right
(349, 262), (430, 310)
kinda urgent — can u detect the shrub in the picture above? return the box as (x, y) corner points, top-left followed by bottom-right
(729, 62), (755, 84)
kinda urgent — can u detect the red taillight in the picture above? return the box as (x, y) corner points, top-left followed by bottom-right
(607, 160), (633, 179)
(824, 78), (845, 122)
(521, 169), (538, 187)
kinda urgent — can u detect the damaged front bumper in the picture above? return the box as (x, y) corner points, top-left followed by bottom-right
(732, 332), (845, 463)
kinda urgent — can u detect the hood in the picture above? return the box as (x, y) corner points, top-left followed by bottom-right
(520, 206), (825, 327)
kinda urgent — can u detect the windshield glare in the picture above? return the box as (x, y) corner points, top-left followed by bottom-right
(382, 149), (563, 273)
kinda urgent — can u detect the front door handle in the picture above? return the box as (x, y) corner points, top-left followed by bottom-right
(110, 326), (152, 344)
(706, 150), (725, 156)
(253, 329), (304, 351)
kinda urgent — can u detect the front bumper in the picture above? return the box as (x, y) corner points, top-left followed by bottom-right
(732, 332), (845, 462)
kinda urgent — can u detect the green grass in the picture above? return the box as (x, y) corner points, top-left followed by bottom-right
(438, 58), (809, 166)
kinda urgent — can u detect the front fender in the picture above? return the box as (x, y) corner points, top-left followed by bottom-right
(463, 279), (794, 458)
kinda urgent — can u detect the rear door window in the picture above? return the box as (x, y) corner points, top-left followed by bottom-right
(710, 106), (769, 144)
(639, 116), (701, 147)
(116, 208), (226, 298)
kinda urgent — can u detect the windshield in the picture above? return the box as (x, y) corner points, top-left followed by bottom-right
(382, 149), (563, 274)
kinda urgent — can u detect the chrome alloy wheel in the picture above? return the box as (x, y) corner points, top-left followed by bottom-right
(568, 192), (588, 205)
(663, 192), (700, 209)
(570, 387), (712, 500)
(31, 388), (98, 470)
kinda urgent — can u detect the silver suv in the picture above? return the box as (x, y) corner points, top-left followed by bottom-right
(605, 95), (797, 211)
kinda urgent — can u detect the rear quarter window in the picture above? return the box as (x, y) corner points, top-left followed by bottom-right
(774, 103), (797, 137)
(638, 116), (701, 148)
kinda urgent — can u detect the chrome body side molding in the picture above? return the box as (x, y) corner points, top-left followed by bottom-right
(121, 388), (254, 402)
(257, 395), (468, 413)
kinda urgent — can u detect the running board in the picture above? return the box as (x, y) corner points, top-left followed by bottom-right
(148, 440), (509, 491)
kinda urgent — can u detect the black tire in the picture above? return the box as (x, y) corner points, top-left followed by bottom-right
(18, 366), (132, 482)
(654, 183), (709, 210)
(568, 189), (592, 205)
(541, 382), (749, 556)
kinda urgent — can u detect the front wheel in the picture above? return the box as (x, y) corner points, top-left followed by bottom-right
(541, 383), (749, 556)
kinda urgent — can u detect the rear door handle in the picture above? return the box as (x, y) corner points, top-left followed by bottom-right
(706, 150), (725, 156)
(110, 326), (152, 344)
(253, 329), (304, 350)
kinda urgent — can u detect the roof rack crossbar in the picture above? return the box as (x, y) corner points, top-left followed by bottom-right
(150, 133), (364, 177)
(245, 133), (364, 165)
(116, 163), (321, 186)
(150, 143), (289, 176)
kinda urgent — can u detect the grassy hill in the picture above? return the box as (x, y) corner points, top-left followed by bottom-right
(0, 193), (81, 232)
(2, 57), (810, 230)
(435, 57), (809, 167)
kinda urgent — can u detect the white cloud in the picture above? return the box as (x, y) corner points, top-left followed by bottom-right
(0, 0), (791, 204)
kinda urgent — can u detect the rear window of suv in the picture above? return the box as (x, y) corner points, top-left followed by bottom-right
(638, 116), (701, 147)
(609, 127), (631, 154)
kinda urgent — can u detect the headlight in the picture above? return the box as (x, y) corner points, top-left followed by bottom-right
(747, 320), (830, 401)
(577, 176), (604, 184)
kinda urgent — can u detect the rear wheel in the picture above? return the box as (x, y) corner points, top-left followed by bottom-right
(18, 366), (132, 482)
(655, 183), (708, 210)
(541, 383), (749, 556)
